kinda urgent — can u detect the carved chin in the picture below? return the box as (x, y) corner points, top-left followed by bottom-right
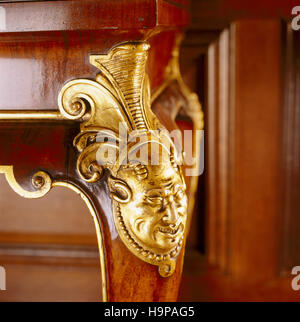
(153, 224), (184, 249)
(130, 227), (183, 255)
(130, 217), (183, 250)
(114, 203), (184, 266)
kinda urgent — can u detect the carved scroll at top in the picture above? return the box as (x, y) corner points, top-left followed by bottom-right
(58, 42), (188, 277)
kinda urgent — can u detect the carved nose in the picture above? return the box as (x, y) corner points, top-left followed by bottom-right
(162, 201), (178, 226)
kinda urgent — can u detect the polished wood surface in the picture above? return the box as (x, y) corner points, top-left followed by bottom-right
(208, 20), (283, 280)
(0, 0), (189, 32)
(224, 20), (281, 282)
(0, 0), (188, 110)
(0, 243), (101, 302)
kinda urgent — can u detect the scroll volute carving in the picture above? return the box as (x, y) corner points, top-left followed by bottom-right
(58, 42), (188, 277)
(151, 35), (204, 235)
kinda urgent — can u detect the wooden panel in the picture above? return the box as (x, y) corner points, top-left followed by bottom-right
(0, 176), (97, 245)
(206, 20), (282, 284)
(229, 20), (282, 282)
(0, 248), (101, 302)
(206, 40), (219, 266)
(281, 25), (300, 271)
(206, 29), (230, 271)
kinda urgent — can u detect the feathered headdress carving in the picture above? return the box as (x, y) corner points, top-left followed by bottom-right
(58, 42), (182, 182)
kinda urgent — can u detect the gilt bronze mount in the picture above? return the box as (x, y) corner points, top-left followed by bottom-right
(58, 42), (188, 277)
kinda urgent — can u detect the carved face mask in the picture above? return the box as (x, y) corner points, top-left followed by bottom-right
(108, 147), (187, 277)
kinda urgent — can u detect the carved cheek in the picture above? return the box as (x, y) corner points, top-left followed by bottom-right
(127, 203), (152, 232)
(133, 218), (146, 234)
(133, 214), (157, 236)
(129, 208), (162, 244)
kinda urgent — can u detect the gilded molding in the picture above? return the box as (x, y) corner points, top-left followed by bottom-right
(0, 166), (51, 198)
(58, 42), (188, 277)
(0, 111), (67, 121)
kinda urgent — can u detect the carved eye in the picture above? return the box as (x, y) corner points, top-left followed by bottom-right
(145, 194), (163, 206)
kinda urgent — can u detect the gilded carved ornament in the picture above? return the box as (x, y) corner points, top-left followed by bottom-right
(58, 42), (188, 277)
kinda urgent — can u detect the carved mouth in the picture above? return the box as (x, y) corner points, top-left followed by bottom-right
(159, 227), (178, 234)
(158, 224), (182, 236)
